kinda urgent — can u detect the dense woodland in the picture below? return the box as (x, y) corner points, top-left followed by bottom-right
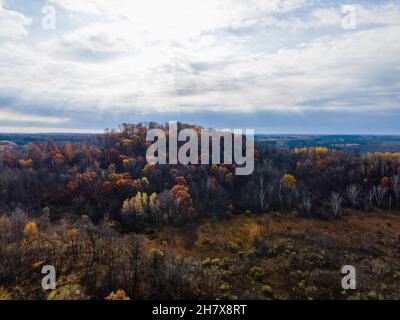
(1, 122), (400, 300)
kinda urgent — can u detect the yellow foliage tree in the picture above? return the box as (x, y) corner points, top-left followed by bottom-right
(105, 289), (130, 300)
(122, 192), (149, 217)
(141, 177), (150, 188)
(18, 159), (33, 167)
(149, 192), (157, 209)
(134, 192), (145, 216)
(282, 174), (296, 187)
(294, 146), (329, 154)
(23, 221), (38, 237)
(0, 287), (12, 300)
(67, 228), (79, 237)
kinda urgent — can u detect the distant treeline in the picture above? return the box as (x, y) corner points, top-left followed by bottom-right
(0, 133), (95, 146)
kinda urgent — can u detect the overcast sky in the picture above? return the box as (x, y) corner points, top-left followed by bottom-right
(0, 0), (399, 133)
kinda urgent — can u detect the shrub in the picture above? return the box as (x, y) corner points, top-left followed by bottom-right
(105, 289), (130, 300)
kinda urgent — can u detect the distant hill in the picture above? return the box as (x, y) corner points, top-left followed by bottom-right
(255, 134), (400, 152)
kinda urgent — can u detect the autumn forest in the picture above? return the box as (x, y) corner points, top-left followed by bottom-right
(0, 122), (399, 300)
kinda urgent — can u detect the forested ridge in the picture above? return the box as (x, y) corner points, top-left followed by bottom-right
(1, 122), (400, 300)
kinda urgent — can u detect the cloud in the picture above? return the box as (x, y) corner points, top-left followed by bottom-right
(1, 22), (399, 114)
(50, 0), (311, 36)
(0, 0), (399, 133)
(6, 23), (399, 114)
(49, 0), (310, 16)
(0, 109), (69, 124)
(0, 126), (102, 133)
(49, 0), (102, 15)
(0, 0), (31, 38)
(306, 2), (400, 29)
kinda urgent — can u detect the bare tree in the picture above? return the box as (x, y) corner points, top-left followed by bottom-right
(299, 195), (312, 217)
(254, 159), (277, 213)
(346, 184), (360, 208)
(329, 192), (343, 218)
(391, 176), (400, 208)
(372, 185), (387, 208)
(363, 189), (375, 211)
(257, 174), (267, 213)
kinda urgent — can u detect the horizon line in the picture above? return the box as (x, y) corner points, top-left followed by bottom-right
(0, 130), (400, 136)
